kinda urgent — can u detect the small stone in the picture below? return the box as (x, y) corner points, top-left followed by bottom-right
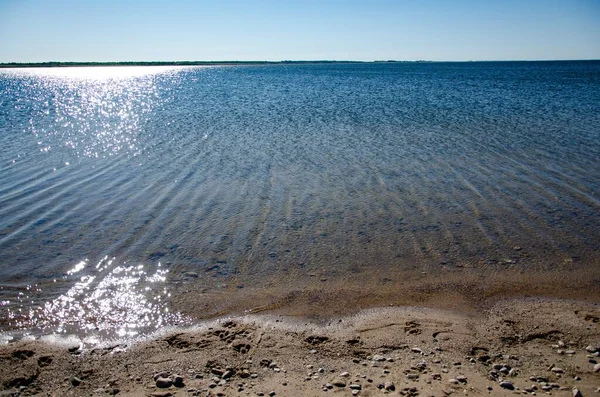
(352, 390), (359, 396)
(340, 371), (350, 377)
(172, 374), (184, 387)
(211, 368), (224, 377)
(566, 350), (576, 355)
(551, 367), (564, 374)
(573, 388), (583, 397)
(586, 345), (598, 353)
(208, 382), (217, 388)
(448, 379), (459, 385)
(372, 354), (386, 361)
(500, 381), (515, 390)
(325, 383), (333, 389)
(155, 377), (173, 388)
(223, 370), (234, 378)
(309, 349), (317, 354)
(594, 363), (600, 372)
(384, 382), (395, 391)
(269, 392), (276, 397)
(71, 377), (83, 386)
(349, 384), (362, 390)
(406, 374), (419, 380)
(332, 380), (346, 387)
(411, 348), (422, 354)
(456, 375), (467, 383)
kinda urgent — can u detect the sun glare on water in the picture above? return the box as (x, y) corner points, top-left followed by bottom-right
(4, 65), (195, 80)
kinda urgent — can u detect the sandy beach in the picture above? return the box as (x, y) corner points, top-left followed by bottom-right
(1, 293), (599, 396)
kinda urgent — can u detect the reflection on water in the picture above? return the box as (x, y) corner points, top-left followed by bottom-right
(3, 256), (187, 341)
(0, 62), (599, 341)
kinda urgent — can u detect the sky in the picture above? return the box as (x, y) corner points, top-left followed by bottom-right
(0, 0), (599, 62)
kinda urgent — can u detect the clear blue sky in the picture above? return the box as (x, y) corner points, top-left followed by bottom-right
(1, 0), (599, 62)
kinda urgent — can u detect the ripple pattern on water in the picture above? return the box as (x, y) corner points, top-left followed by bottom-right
(0, 62), (599, 338)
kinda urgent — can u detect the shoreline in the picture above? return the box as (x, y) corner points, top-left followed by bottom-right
(2, 266), (599, 345)
(1, 59), (599, 69)
(1, 296), (599, 396)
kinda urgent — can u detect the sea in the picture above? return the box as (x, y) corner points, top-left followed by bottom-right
(0, 61), (599, 343)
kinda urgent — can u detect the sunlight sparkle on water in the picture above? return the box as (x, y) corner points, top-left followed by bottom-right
(3, 66), (189, 81)
(6, 256), (187, 337)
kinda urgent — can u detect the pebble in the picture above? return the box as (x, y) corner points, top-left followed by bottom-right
(340, 371), (350, 377)
(172, 375), (184, 387)
(372, 354), (386, 361)
(586, 345), (598, 353)
(268, 392), (276, 397)
(551, 367), (564, 374)
(352, 390), (359, 396)
(499, 381), (515, 390)
(573, 388), (583, 397)
(411, 348), (423, 354)
(406, 374), (419, 380)
(384, 382), (395, 391)
(456, 375), (467, 383)
(325, 383), (333, 389)
(71, 377), (82, 387)
(349, 384), (362, 390)
(332, 380), (346, 387)
(155, 377), (173, 388)
(309, 349), (317, 354)
(448, 379), (459, 385)
(594, 363), (600, 372)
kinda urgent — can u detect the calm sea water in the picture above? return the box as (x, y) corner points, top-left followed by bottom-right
(0, 62), (599, 341)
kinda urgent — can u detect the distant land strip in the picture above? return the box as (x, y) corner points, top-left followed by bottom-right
(1, 60), (597, 68)
(0, 60), (408, 68)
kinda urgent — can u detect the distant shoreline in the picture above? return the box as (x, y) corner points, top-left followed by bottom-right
(1, 59), (598, 68)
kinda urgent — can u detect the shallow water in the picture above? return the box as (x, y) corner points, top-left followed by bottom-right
(0, 62), (599, 341)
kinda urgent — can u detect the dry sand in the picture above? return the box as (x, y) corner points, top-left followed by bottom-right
(1, 296), (599, 396)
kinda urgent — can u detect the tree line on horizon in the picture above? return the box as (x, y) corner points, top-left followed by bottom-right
(0, 60), (427, 68)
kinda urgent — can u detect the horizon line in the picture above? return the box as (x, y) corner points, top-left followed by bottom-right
(1, 59), (599, 68)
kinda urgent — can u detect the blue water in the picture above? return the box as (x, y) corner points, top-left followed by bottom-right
(0, 62), (599, 339)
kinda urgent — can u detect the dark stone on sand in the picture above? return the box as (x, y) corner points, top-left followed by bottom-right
(172, 374), (184, 387)
(499, 381), (514, 390)
(155, 377), (173, 388)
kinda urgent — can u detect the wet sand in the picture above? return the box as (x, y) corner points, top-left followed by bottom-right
(1, 268), (599, 396)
